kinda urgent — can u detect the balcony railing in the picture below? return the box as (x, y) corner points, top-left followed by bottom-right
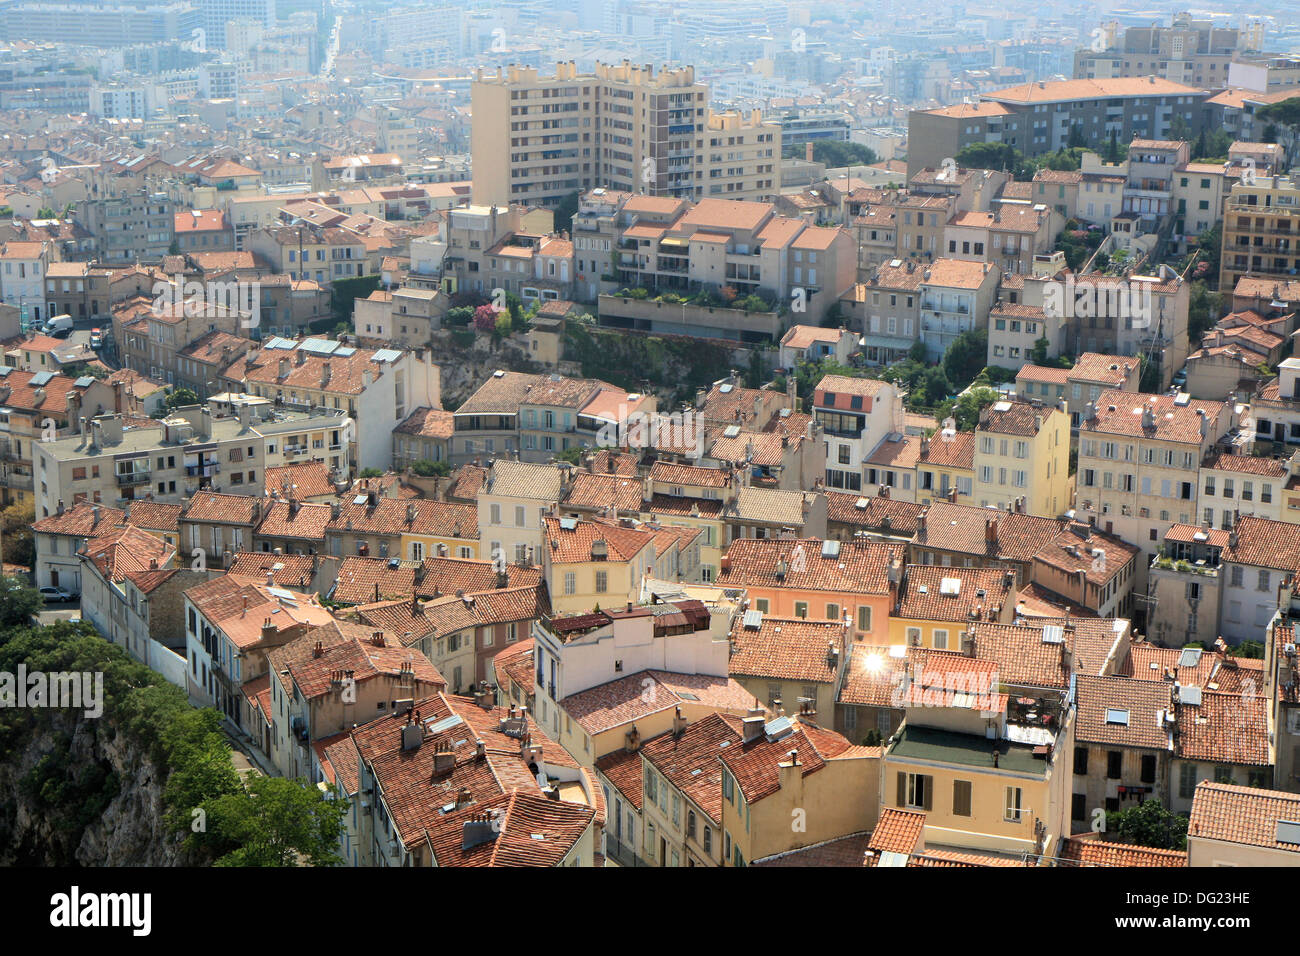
(116, 472), (151, 487)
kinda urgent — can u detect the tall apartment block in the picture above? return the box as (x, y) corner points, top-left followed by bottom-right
(1220, 173), (1300, 292)
(906, 77), (1210, 176)
(471, 60), (781, 207)
(1074, 13), (1265, 88)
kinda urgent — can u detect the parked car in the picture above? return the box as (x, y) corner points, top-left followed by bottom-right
(38, 586), (73, 602)
(89, 328), (103, 349)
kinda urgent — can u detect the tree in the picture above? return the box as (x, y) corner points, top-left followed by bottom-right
(1188, 280), (1223, 341)
(1031, 337), (1052, 366)
(410, 459), (450, 477)
(358, 467), (384, 479)
(1, 500), (36, 568)
(1104, 800), (1189, 850)
(941, 328), (988, 391)
(1067, 124), (1086, 149)
(164, 387), (199, 410)
(207, 774), (348, 867)
(955, 142), (1021, 174)
(552, 190), (580, 234)
(445, 306), (474, 327)
(0, 575), (42, 627)
(936, 386), (1000, 432)
(555, 445), (585, 465)
(473, 304), (499, 332)
(782, 140), (879, 168)
(1105, 129), (1120, 164)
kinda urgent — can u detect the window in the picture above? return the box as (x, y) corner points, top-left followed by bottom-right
(564, 572), (576, 595)
(794, 602), (808, 619)
(755, 598), (769, 613)
(1074, 747), (1088, 774)
(933, 629), (948, 650)
(902, 772), (931, 810)
(826, 603), (839, 621)
(595, 571), (608, 593)
(1107, 751), (1122, 779)
(1005, 786), (1023, 822)
(1179, 763), (1197, 799)
(1214, 765), (1234, 784)
(906, 626), (921, 645)
(703, 827), (712, 854)
(953, 779), (971, 816)
(1140, 754), (1156, 784)
(857, 606), (872, 632)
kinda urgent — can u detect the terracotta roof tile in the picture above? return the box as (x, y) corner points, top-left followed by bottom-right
(1188, 782), (1300, 854)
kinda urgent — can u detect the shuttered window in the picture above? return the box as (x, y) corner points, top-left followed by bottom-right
(953, 779), (972, 817)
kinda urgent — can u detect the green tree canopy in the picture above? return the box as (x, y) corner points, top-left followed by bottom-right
(1104, 799), (1189, 850)
(941, 328), (989, 390)
(937, 386), (1000, 432)
(207, 774), (347, 867)
(164, 387), (199, 409)
(782, 140), (879, 168)
(0, 575), (42, 627)
(410, 459), (451, 477)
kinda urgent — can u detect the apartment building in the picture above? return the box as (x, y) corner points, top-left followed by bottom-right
(839, 259), (922, 365)
(1188, 783), (1300, 866)
(244, 223), (368, 287)
(1075, 391), (1239, 590)
(716, 537), (904, 640)
(346, 693), (599, 867)
(814, 375), (906, 495)
(533, 594), (749, 762)
(223, 336), (440, 470)
(907, 78), (1210, 176)
(31, 403), (344, 515)
(944, 205), (1060, 276)
(1219, 515), (1300, 644)
(0, 367), (118, 506)
(1074, 15), (1259, 88)
(607, 196), (856, 327)
(1220, 174), (1300, 292)
(263, 623), (445, 779)
(881, 630), (1076, 859)
(719, 710), (878, 866)
(470, 61), (780, 207)
(0, 239), (52, 324)
(971, 399), (1070, 517)
(477, 458), (566, 566)
(76, 191), (176, 263)
(115, 295), (251, 389)
(540, 515), (657, 614)
(1070, 676), (1175, 825)
(916, 258), (1000, 361)
(183, 575), (334, 723)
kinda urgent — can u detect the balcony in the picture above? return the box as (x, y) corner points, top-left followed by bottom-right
(116, 472), (151, 487)
(1150, 555), (1219, 577)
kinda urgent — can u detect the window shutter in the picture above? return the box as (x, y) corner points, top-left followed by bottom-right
(896, 772), (906, 808)
(953, 779), (971, 816)
(922, 775), (933, 811)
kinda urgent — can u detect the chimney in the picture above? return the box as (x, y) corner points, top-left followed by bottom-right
(624, 724), (641, 752)
(260, 616), (276, 642)
(313, 640), (323, 658)
(401, 712), (422, 751)
(805, 142), (814, 163)
(917, 507), (927, 540)
(672, 706), (687, 736)
(742, 705), (766, 743)
(778, 748), (803, 805)
(432, 743), (456, 776)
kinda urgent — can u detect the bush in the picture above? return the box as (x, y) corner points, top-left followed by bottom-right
(410, 459), (450, 477)
(445, 306), (474, 327)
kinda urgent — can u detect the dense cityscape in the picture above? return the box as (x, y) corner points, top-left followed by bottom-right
(0, 0), (1296, 894)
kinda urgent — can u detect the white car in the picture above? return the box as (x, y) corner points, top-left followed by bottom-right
(38, 586), (73, 603)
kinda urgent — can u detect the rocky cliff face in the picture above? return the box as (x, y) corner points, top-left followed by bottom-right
(0, 710), (191, 866)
